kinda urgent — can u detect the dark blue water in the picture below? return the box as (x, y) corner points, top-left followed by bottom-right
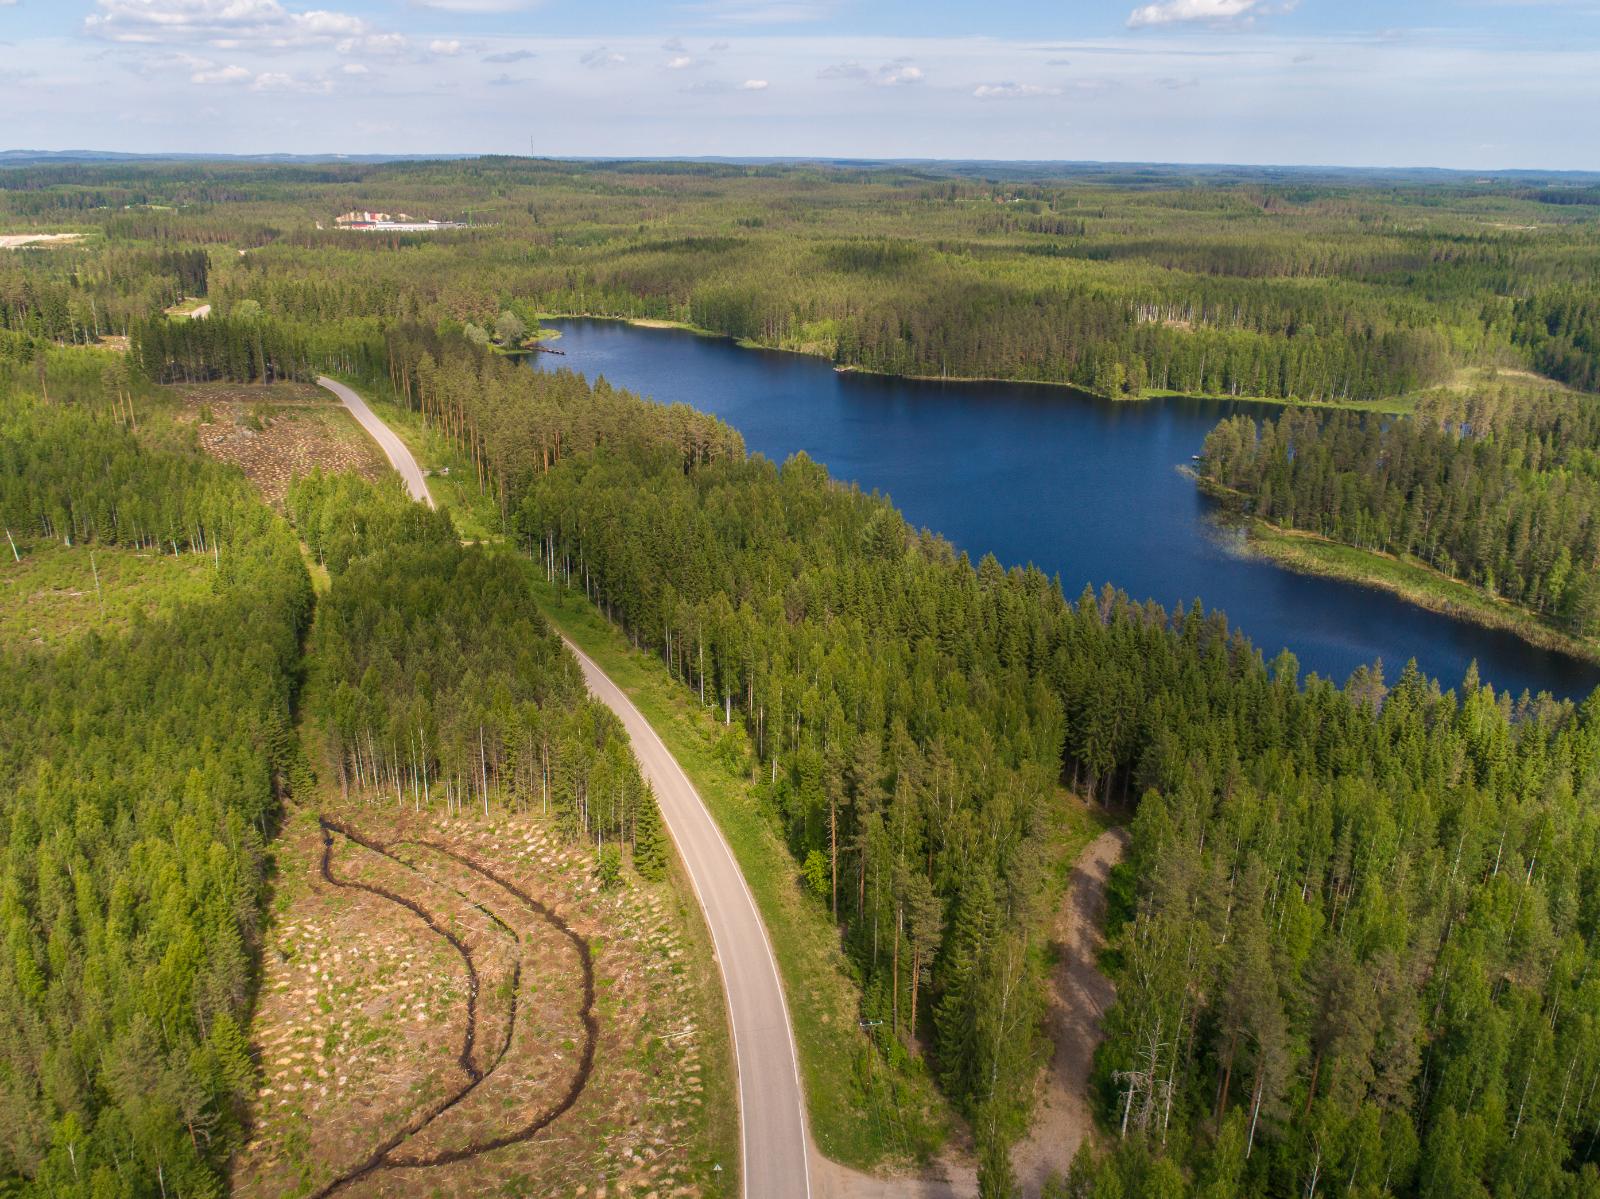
(534, 318), (1600, 701)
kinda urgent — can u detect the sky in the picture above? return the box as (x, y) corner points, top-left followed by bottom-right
(2, 0), (1598, 168)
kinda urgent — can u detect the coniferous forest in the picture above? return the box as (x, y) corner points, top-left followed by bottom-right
(383, 328), (1600, 1199)
(1201, 385), (1600, 637)
(1, 387), (313, 1193)
(3, 159), (1599, 403)
(4, 157), (1600, 1198)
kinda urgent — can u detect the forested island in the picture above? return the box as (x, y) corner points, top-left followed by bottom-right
(5, 158), (1600, 1199)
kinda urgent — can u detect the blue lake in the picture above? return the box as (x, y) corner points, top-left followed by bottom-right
(534, 318), (1600, 701)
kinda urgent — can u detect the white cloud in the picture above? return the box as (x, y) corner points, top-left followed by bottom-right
(250, 69), (330, 91)
(1127, 0), (1285, 28)
(683, 1), (833, 22)
(409, 0), (533, 10)
(190, 61), (250, 83)
(683, 76), (769, 94)
(817, 60), (868, 80)
(482, 48), (535, 63)
(972, 81), (1061, 99)
(581, 44), (626, 68)
(429, 38), (461, 55)
(338, 31), (407, 56)
(14, 29), (1599, 172)
(666, 54), (694, 69)
(818, 58), (923, 86)
(878, 62), (922, 86)
(85, 0), (373, 47)
(340, 61), (367, 73)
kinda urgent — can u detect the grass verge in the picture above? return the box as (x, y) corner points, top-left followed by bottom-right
(323, 373), (506, 542)
(1247, 522), (1600, 669)
(530, 577), (954, 1173)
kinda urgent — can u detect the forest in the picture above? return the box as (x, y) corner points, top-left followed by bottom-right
(0, 331), (672, 1198)
(0, 386), (313, 1195)
(6, 157), (1600, 1198)
(4, 158), (1600, 403)
(290, 469), (666, 869)
(373, 329), (1600, 1198)
(1200, 382), (1600, 638)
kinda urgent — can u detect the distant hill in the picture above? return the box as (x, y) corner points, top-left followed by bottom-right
(2, 150), (1599, 184)
(0, 149), (482, 165)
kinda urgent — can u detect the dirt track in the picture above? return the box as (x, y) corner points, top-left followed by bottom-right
(807, 826), (1127, 1199)
(1012, 826), (1129, 1195)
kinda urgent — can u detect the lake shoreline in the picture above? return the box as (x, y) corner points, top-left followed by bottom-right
(1192, 470), (1600, 669)
(534, 317), (1600, 698)
(1245, 521), (1600, 671)
(535, 312), (1409, 414)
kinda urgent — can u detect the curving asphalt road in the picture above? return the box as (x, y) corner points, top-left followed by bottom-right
(562, 635), (813, 1199)
(316, 376), (435, 509)
(339, 378), (810, 1198)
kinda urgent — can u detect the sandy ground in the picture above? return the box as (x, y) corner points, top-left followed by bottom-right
(812, 1152), (977, 1199)
(1012, 827), (1129, 1195)
(0, 233), (83, 249)
(236, 807), (721, 1199)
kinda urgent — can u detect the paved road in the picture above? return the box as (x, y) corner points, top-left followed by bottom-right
(342, 383), (808, 1196)
(562, 635), (812, 1199)
(316, 376), (435, 509)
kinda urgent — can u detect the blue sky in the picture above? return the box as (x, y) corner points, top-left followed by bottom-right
(3, 0), (1598, 167)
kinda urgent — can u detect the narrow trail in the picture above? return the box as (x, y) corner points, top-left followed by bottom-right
(308, 817), (596, 1197)
(1012, 826), (1130, 1196)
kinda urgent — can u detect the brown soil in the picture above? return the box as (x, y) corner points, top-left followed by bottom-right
(174, 384), (388, 505)
(235, 805), (719, 1198)
(1012, 827), (1129, 1195)
(811, 1151), (976, 1198)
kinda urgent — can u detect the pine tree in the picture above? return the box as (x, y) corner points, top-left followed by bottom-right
(633, 787), (669, 882)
